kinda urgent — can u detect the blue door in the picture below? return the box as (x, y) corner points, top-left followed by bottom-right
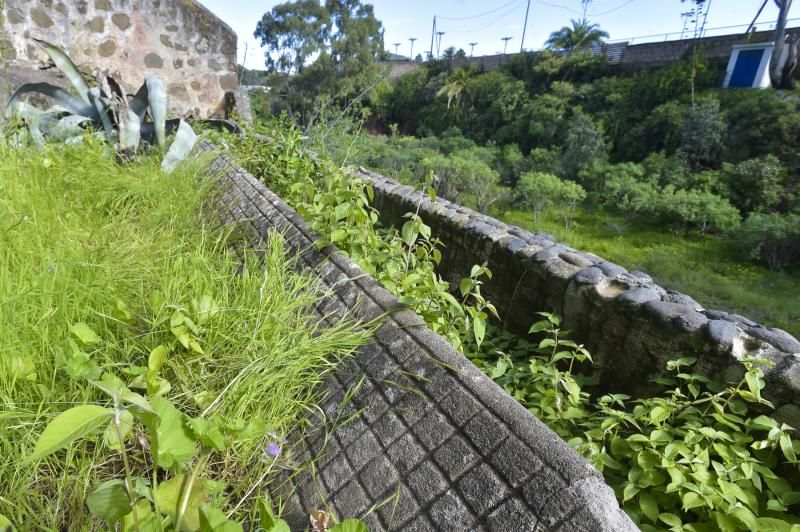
(729, 49), (764, 87)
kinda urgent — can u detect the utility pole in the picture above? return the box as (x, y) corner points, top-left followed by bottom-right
(409, 37), (417, 60)
(429, 16), (436, 60)
(437, 31), (446, 57)
(581, 0), (592, 20)
(393, 42), (401, 56)
(469, 42), (478, 57)
(501, 36), (513, 60)
(520, 0), (532, 53)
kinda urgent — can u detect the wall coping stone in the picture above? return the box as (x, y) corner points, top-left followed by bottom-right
(202, 142), (635, 531)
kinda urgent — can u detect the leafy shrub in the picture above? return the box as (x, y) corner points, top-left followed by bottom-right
(476, 317), (800, 532)
(420, 150), (508, 211)
(528, 146), (563, 176)
(720, 155), (788, 215)
(561, 110), (608, 179)
(640, 100), (686, 157)
(657, 186), (741, 234)
(678, 96), (727, 168)
(734, 212), (800, 270)
(598, 165), (660, 220)
(516, 171), (587, 228)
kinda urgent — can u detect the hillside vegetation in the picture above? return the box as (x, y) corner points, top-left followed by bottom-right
(308, 51), (800, 336)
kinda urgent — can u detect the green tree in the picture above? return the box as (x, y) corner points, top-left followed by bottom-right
(561, 111), (608, 179)
(678, 96), (726, 168)
(254, 0), (330, 74)
(658, 186), (741, 234)
(734, 211), (800, 270)
(720, 155), (787, 215)
(254, 0), (384, 126)
(545, 19), (609, 54)
(436, 68), (473, 110)
(517, 171), (587, 228)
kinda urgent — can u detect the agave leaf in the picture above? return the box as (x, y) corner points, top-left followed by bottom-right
(103, 75), (128, 103)
(50, 115), (90, 141)
(161, 120), (197, 173)
(119, 108), (141, 154)
(129, 82), (149, 120)
(28, 122), (46, 149)
(87, 88), (115, 143)
(5, 83), (95, 119)
(32, 39), (91, 104)
(145, 77), (167, 147)
(9, 101), (45, 122)
(141, 118), (180, 144)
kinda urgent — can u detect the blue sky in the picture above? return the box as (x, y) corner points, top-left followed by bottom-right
(200, 0), (800, 69)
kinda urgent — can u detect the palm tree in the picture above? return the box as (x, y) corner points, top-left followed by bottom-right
(545, 19), (609, 54)
(437, 68), (472, 109)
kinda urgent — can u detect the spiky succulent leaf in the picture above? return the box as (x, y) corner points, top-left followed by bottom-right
(51, 115), (90, 141)
(87, 88), (115, 143)
(145, 77), (167, 147)
(129, 82), (149, 121)
(32, 39), (91, 104)
(141, 118), (180, 145)
(119, 108), (141, 153)
(5, 83), (95, 119)
(161, 120), (197, 173)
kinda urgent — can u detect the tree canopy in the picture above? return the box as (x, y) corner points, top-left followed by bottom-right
(253, 0), (385, 126)
(545, 19), (609, 53)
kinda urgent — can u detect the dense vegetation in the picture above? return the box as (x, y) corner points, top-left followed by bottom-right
(294, 50), (800, 336)
(0, 137), (370, 529)
(226, 119), (800, 531)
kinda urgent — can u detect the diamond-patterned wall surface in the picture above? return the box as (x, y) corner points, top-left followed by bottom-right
(204, 144), (634, 531)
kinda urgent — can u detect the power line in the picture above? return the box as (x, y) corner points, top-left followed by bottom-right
(588, 0), (641, 17)
(441, 2), (528, 34)
(437, 0), (526, 21)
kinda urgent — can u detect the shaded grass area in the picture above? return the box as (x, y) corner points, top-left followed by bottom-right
(0, 139), (370, 528)
(501, 207), (800, 338)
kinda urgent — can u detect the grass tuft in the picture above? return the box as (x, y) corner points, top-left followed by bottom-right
(0, 137), (370, 528)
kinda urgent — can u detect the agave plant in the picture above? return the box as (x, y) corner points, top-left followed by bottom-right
(2, 39), (196, 172)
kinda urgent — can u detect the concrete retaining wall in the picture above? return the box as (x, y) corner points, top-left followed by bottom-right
(205, 143), (634, 530)
(1, 0), (237, 117)
(359, 167), (800, 429)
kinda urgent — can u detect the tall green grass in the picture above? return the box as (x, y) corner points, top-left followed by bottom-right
(502, 208), (800, 337)
(0, 137), (370, 529)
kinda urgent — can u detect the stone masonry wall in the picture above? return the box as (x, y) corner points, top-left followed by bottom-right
(205, 142), (635, 531)
(1, 0), (237, 117)
(359, 167), (800, 429)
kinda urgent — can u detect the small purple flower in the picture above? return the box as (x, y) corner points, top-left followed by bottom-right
(266, 442), (281, 457)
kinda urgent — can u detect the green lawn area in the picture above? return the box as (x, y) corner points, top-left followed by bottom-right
(501, 207), (800, 338)
(0, 138), (368, 528)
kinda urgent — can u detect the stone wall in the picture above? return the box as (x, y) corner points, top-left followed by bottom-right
(207, 143), (634, 530)
(1, 0), (237, 117)
(359, 168), (800, 428)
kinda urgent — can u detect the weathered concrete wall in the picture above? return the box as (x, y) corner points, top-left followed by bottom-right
(617, 27), (800, 69)
(413, 27), (800, 74)
(207, 143), (634, 531)
(1, 0), (237, 117)
(359, 167), (800, 429)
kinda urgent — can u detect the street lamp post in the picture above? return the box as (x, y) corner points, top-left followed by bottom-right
(469, 42), (478, 57)
(409, 37), (417, 60)
(393, 42), (401, 56)
(436, 31), (446, 57)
